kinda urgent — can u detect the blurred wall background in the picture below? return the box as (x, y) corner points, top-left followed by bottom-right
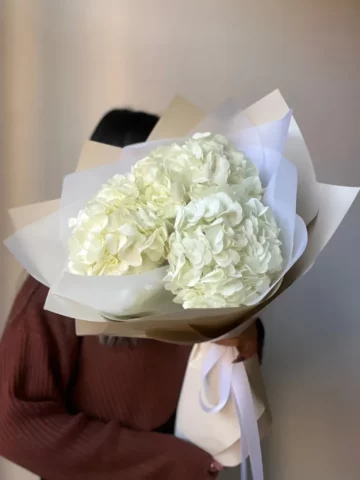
(1, 0), (359, 479)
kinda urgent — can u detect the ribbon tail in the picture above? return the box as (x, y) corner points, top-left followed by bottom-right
(232, 362), (264, 480)
(200, 345), (233, 413)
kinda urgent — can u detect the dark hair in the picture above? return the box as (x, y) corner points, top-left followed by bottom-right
(90, 109), (159, 147)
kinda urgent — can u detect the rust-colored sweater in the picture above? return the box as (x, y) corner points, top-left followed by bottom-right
(0, 277), (214, 479)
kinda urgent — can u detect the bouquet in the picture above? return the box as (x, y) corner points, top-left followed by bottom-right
(5, 91), (358, 480)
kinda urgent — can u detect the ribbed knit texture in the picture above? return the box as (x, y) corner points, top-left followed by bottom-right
(0, 276), (214, 479)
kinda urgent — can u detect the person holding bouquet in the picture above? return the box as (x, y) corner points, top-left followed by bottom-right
(0, 109), (263, 480)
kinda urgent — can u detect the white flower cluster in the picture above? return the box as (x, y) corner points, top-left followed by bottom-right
(68, 173), (169, 276)
(164, 193), (282, 308)
(68, 133), (283, 307)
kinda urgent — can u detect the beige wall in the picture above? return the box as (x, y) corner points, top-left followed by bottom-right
(1, 1), (359, 479)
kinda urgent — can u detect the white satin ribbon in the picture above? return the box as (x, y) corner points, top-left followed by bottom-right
(200, 344), (263, 480)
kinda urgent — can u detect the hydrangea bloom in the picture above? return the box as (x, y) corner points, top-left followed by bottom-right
(132, 132), (263, 212)
(164, 191), (283, 308)
(68, 173), (168, 276)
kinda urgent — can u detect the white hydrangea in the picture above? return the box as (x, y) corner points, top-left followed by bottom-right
(68, 173), (168, 276)
(164, 191), (283, 308)
(133, 133), (263, 215)
(67, 132), (282, 304)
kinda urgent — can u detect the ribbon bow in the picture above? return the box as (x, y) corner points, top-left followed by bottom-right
(200, 344), (263, 480)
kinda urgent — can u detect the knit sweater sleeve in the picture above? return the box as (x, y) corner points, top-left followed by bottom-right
(0, 278), (213, 480)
